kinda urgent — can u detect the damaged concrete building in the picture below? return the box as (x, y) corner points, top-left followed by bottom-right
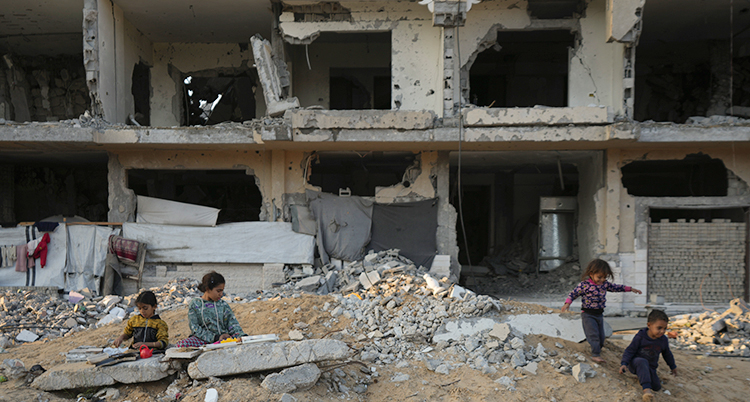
(0, 0), (749, 314)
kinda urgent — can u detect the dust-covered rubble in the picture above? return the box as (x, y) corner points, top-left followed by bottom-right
(669, 298), (750, 356)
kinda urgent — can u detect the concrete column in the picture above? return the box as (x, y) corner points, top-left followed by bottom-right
(605, 149), (621, 254)
(270, 149), (286, 222)
(443, 27), (455, 117)
(436, 151), (460, 279)
(707, 40), (731, 117)
(107, 152), (136, 223)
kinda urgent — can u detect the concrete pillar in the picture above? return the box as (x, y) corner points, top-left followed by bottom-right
(605, 149), (621, 254)
(270, 149), (285, 222)
(435, 151), (460, 279)
(107, 152), (136, 223)
(443, 27), (456, 117)
(707, 40), (731, 117)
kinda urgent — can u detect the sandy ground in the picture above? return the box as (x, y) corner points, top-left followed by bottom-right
(1, 294), (749, 402)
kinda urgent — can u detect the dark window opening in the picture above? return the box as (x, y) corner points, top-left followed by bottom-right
(635, 3), (750, 122)
(449, 156), (579, 268)
(330, 68), (391, 110)
(131, 62), (151, 126)
(307, 151), (414, 196)
(289, 31), (391, 109)
(9, 161), (109, 224)
(650, 208), (746, 223)
(621, 154), (728, 197)
(527, 0), (584, 19)
(469, 30), (574, 108)
(127, 170), (262, 223)
(0, 54), (88, 123)
(182, 73), (256, 126)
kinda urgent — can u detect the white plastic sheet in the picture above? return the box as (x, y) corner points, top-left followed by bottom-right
(0, 225), (67, 288)
(136, 196), (220, 227)
(122, 222), (314, 264)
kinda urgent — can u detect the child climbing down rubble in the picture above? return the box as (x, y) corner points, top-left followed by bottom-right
(561, 258), (641, 363)
(619, 309), (678, 402)
(113, 290), (169, 349)
(175, 271), (247, 348)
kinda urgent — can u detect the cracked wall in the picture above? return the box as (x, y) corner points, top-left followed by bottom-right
(111, 149), (307, 223)
(150, 43), (263, 127)
(279, 1), (442, 114)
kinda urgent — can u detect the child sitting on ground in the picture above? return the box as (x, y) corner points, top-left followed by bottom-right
(113, 290), (169, 350)
(175, 271), (246, 348)
(619, 309), (678, 402)
(561, 258), (642, 362)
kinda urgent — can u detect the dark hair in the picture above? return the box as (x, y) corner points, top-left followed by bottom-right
(135, 290), (157, 306)
(582, 258), (614, 281)
(648, 309), (669, 323)
(198, 271), (225, 292)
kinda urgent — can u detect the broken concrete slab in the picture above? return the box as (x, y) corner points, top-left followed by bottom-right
(296, 275), (321, 292)
(33, 357), (173, 391)
(503, 314), (612, 343)
(359, 271), (381, 290)
(572, 363), (596, 383)
(261, 363), (321, 393)
(187, 339), (351, 380)
(15, 329), (39, 343)
(432, 317), (498, 343)
(286, 109), (436, 130)
(250, 35), (299, 117)
(463, 106), (613, 127)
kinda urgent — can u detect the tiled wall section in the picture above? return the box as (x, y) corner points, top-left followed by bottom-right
(648, 219), (746, 304)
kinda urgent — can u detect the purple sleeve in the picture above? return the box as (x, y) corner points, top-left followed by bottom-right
(605, 281), (630, 292)
(565, 281), (586, 304)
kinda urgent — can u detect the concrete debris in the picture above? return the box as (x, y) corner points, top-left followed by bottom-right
(32, 356), (173, 391)
(669, 298), (750, 356)
(261, 363), (321, 393)
(571, 363), (596, 383)
(0, 278), (206, 349)
(204, 388), (218, 402)
(188, 339), (351, 379)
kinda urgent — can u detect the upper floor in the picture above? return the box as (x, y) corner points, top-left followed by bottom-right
(0, 0), (749, 136)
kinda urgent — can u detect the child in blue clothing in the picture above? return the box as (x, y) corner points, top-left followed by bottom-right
(561, 258), (642, 362)
(619, 309), (677, 402)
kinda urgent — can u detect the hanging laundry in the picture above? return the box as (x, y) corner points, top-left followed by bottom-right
(108, 235), (140, 264)
(33, 221), (59, 232)
(31, 233), (51, 268)
(1, 246), (17, 267)
(16, 244), (30, 272)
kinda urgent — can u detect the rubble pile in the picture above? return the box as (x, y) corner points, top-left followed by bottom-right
(0, 278), (207, 348)
(669, 298), (750, 356)
(468, 261), (582, 298)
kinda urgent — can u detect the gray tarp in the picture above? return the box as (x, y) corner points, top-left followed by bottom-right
(369, 199), (438, 268)
(65, 225), (115, 292)
(306, 190), (373, 264)
(122, 221), (314, 264)
(0, 225), (69, 289)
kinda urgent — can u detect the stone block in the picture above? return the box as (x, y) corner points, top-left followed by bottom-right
(261, 363), (321, 393)
(295, 275), (321, 292)
(187, 339), (351, 379)
(263, 263), (286, 290)
(16, 329), (39, 343)
(359, 271), (381, 290)
(572, 363), (595, 382)
(33, 357), (173, 391)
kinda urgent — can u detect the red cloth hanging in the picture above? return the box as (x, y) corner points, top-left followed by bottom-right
(31, 233), (50, 268)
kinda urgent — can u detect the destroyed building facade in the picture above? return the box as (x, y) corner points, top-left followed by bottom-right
(0, 0), (749, 313)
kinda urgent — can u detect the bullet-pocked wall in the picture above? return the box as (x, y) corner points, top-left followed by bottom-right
(603, 146), (750, 311)
(109, 149), (308, 223)
(458, 0), (625, 115)
(279, 1), (443, 114)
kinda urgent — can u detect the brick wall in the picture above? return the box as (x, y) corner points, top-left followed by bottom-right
(127, 263), (266, 297)
(648, 219), (746, 304)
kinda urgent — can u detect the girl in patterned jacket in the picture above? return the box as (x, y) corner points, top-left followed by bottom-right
(561, 259), (642, 362)
(175, 271), (247, 348)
